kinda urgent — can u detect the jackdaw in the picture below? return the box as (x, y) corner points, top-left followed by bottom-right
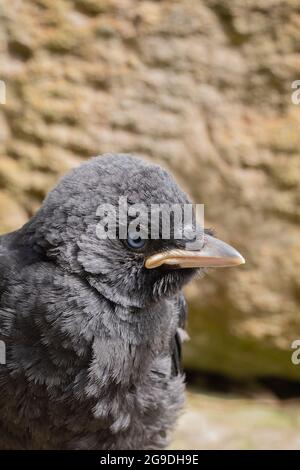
(0, 154), (244, 449)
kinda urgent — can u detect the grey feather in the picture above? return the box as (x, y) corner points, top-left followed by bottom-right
(0, 154), (199, 450)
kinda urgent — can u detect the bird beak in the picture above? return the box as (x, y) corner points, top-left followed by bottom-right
(145, 234), (245, 269)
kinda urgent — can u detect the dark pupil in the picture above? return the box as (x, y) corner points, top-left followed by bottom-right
(127, 234), (146, 249)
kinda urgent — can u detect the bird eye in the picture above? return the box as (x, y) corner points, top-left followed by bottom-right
(126, 233), (147, 250)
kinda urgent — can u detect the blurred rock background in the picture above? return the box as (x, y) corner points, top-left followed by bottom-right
(1, 0), (300, 448)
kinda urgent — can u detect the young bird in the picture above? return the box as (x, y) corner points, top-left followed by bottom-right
(0, 154), (244, 449)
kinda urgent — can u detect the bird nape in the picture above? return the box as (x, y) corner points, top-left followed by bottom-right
(0, 153), (244, 450)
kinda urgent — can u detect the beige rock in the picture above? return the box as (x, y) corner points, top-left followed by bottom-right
(0, 191), (28, 234)
(0, 0), (300, 379)
(171, 390), (300, 450)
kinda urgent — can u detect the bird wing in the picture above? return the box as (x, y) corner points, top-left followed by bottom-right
(171, 292), (188, 377)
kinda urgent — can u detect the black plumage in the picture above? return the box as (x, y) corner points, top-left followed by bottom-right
(0, 154), (244, 449)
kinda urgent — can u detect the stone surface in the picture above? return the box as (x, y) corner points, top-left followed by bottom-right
(171, 389), (300, 450)
(0, 0), (300, 379)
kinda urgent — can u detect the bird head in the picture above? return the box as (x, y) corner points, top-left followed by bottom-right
(24, 154), (244, 308)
